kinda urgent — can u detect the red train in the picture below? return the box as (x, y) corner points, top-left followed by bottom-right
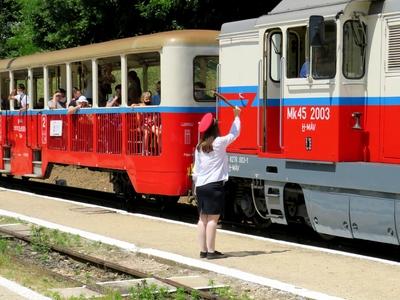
(2, 0), (400, 246)
(0, 30), (218, 199)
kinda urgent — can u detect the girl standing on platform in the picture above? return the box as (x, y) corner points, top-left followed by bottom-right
(193, 106), (241, 259)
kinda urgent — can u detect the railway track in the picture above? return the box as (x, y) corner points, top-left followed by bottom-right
(0, 223), (227, 299)
(1, 175), (400, 266)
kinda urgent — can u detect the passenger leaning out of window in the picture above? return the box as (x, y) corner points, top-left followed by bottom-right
(67, 87), (89, 114)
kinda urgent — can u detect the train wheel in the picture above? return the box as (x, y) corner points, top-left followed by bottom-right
(162, 195), (180, 204)
(317, 232), (336, 241)
(252, 215), (272, 229)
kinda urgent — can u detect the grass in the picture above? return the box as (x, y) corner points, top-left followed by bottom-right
(0, 238), (75, 293)
(0, 216), (20, 225)
(1, 224), (254, 300)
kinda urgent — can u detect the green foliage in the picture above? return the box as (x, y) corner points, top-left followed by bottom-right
(0, 0), (20, 58)
(6, 0), (42, 57)
(174, 287), (186, 300)
(128, 280), (168, 300)
(30, 225), (51, 259)
(0, 238), (10, 266)
(0, 238), (8, 254)
(0, 0), (280, 58)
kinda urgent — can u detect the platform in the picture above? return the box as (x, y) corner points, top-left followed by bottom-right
(0, 275), (50, 300)
(0, 187), (400, 300)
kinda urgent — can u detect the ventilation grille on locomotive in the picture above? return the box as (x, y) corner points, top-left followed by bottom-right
(388, 23), (400, 72)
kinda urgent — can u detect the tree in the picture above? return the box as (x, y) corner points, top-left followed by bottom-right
(1, 0), (281, 58)
(0, 0), (20, 58)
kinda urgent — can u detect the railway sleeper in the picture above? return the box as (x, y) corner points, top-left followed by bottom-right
(0, 224), (227, 300)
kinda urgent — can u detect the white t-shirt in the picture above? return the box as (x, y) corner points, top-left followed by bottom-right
(16, 93), (29, 108)
(192, 116), (240, 187)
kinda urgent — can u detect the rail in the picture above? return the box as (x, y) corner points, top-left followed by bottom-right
(0, 224), (226, 300)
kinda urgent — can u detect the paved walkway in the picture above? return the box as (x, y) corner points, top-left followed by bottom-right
(0, 276), (50, 300)
(0, 285), (25, 300)
(0, 188), (399, 300)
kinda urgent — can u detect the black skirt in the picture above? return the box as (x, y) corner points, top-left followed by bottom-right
(196, 181), (225, 215)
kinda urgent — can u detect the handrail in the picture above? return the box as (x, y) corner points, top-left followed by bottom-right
(4, 109), (10, 147)
(257, 59), (262, 149)
(279, 57), (285, 149)
(216, 63), (221, 120)
(36, 112), (42, 149)
(24, 110), (31, 149)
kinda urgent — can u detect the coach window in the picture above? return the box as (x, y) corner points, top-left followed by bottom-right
(71, 61), (92, 104)
(0, 72), (9, 110)
(32, 68), (44, 109)
(311, 21), (336, 79)
(286, 27), (306, 78)
(48, 65), (66, 96)
(193, 56), (218, 101)
(269, 32), (282, 82)
(97, 57), (121, 107)
(127, 52), (160, 106)
(343, 20), (366, 79)
(12, 70), (28, 109)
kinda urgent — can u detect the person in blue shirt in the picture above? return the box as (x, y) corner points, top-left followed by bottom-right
(300, 58), (309, 78)
(152, 81), (161, 105)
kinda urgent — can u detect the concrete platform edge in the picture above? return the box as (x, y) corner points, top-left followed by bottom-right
(0, 276), (51, 300)
(0, 208), (343, 300)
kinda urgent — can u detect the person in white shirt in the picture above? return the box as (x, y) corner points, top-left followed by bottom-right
(9, 84), (29, 110)
(48, 90), (65, 109)
(192, 106), (241, 259)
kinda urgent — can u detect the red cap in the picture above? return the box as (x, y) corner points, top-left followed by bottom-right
(198, 113), (214, 133)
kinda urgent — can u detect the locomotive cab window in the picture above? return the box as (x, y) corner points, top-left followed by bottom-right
(311, 21), (337, 79)
(286, 27), (307, 78)
(269, 32), (282, 82)
(193, 56), (218, 101)
(343, 20), (366, 79)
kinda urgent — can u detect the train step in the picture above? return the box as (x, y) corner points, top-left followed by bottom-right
(23, 173), (43, 178)
(264, 181), (287, 225)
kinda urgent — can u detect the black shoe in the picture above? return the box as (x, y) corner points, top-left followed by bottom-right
(200, 251), (207, 258)
(207, 250), (226, 260)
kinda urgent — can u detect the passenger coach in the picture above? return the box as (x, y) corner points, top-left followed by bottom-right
(0, 30), (218, 199)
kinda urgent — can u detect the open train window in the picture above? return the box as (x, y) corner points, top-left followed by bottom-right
(193, 56), (218, 102)
(127, 52), (160, 106)
(343, 20), (366, 79)
(0, 72), (10, 110)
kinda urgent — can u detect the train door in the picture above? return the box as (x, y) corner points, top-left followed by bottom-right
(0, 72), (11, 173)
(381, 17), (400, 161)
(263, 29), (283, 153)
(280, 19), (337, 161)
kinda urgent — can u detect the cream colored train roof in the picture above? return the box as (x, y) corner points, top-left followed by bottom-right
(0, 30), (219, 71)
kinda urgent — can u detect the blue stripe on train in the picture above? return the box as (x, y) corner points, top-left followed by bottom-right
(0, 106), (216, 116)
(218, 86), (400, 107)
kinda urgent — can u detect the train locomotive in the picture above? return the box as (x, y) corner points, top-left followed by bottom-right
(219, 0), (400, 245)
(1, 0), (400, 246)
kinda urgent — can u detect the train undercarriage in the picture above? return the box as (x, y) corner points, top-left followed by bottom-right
(225, 178), (311, 229)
